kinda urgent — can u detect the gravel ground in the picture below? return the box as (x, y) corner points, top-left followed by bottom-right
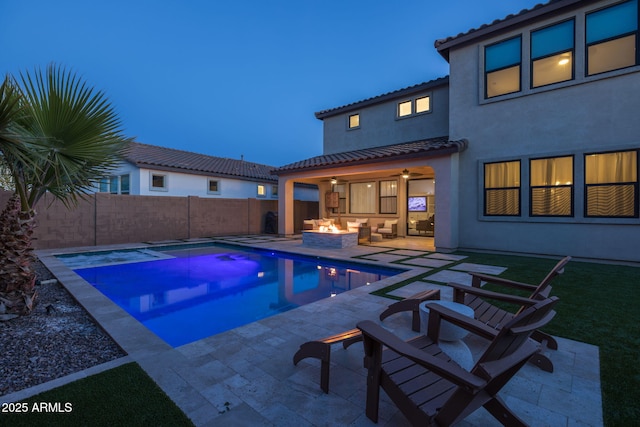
(0, 260), (126, 396)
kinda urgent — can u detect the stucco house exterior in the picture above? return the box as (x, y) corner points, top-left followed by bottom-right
(274, 0), (639, 263)
(99, 142), (318, 202)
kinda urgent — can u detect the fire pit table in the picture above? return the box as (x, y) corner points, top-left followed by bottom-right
(302, 230), (358, 249)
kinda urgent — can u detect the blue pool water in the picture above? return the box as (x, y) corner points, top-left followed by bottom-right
(72, 244), (402, 347)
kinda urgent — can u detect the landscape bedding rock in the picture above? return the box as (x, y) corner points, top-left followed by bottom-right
(0, 260), (125, 396)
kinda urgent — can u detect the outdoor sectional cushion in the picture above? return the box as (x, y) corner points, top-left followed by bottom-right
(383, 219), (397, 229)
(379, 219), (398, 234)
(347, 221), (360, 232)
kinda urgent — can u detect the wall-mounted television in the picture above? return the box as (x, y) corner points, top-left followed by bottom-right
(408, 196), (427, 212)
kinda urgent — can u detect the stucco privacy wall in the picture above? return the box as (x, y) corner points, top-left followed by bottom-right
(0, 191), (313, 250)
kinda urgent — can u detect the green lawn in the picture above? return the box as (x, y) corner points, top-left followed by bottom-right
(1, 363), (193, 427)
(4, 254), (638, 426)
(453, 252), (640, 427)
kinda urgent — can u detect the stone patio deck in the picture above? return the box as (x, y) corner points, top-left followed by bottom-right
(10, 236), (602, 426)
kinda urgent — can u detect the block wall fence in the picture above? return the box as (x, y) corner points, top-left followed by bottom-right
(0, 191), (318, 250)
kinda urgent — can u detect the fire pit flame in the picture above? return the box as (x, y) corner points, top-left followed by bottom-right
(319, 224), (340, 233)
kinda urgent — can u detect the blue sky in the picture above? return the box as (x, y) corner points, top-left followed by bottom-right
(2, 0), (541, 166)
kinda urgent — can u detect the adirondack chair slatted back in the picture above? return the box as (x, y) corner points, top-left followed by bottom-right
(529, 256), (571, 300)
(475, 296), (558, 370)
(433, 297), (558, 426)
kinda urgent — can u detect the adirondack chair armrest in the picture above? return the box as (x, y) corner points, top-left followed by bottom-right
(357, 320), (486, 390)
(469, 272), (538, 291)
(476, 339), (540, 379)
(425, 302), (498, 340)
(448, 282), (541, 307)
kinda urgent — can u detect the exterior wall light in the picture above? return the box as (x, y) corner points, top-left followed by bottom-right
(402, 169), (410, 179)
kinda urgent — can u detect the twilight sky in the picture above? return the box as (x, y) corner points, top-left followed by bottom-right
(2, 0), (541, 166)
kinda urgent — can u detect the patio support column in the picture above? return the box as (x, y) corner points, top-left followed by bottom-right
(278, 177), (295, 236)
(431, 154), (459, 252)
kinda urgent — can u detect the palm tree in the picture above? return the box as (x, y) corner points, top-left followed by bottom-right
(0, 65), (130, 314)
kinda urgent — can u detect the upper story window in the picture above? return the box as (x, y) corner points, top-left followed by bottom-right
(397, 96), (431, 118)
(484, 160), (521, 215)
(586, 0), (638, 76)
(398, 100), (412, 117)
(271, 185), (278, 198)
(531, 20), (575, 88)
(585, 150), (638, 217)
(348, 113), (360, 129)
(257, 184), (266, 198)
(485, 36), (521, 98)
(530, 156), (574, 216)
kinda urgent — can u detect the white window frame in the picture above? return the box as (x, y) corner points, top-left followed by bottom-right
(150, 173), (168, 192)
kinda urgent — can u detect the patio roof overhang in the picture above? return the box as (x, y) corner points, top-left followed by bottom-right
(271, 137), (468, 177)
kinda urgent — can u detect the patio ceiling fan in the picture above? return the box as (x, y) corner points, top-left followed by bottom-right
(321, 176), (348, 184)
(389, 169), (424, 179)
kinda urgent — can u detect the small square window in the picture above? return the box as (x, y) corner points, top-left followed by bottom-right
(151, 174), (167, 191)
(415, 96), (430, 113)
(272, 185), (278, 198)
(257, 184), (266, 197)
(348, 114), (360, 129)
(398, 100), (412, 117)
(208, 179), (220, 194)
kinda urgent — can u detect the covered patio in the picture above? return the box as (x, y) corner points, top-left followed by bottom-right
(272, 138), (468, 253)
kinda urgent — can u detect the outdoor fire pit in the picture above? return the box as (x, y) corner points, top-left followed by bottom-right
(302, 227), (358, 249)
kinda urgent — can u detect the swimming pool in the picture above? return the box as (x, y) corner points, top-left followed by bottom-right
(70, 244), (402, 347)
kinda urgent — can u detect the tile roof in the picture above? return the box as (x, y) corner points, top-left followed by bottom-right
(272, 137), (468, 175)
(314, 77), (449, 119)
(435, 0), (595, 60)
(123, 142), (277, 182)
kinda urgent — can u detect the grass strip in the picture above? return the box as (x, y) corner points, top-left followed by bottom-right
(2, 362), (194, 427)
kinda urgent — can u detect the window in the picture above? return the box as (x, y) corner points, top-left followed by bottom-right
(109, 176), (118, 194)
(415, 96), (430, 113)
(379, 180), (398, 214)
(586, 0), (638, 75)
(485, 36), (521, 98)
(257, 184), (266, 198)
(398, 100), (412, 117)
(272, 185), (278, 198)
(585, 150), (638, 217)
(530, 156), (573, 216)
(484, 160), (521, 215)
(397, 96), (431, 118)
(348, 113), (360, 129)
(208, 179), (220, 194)
(531, 20), (574, 88)
(120, 174), (130, 195)
(99, 178), (109, 193)
(350, 182), (375, 214)
(332, 184), (346, 214)
(151, 173), (167, 191)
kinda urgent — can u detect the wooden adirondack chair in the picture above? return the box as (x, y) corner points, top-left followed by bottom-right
(448, 256), (570, 372)
(358, 297), (558, 427)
